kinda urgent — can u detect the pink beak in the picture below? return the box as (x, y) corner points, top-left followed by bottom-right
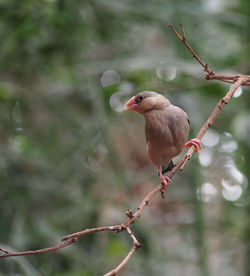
(124, 96), (140, 111)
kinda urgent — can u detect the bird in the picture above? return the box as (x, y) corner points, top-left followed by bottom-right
(124, 91), (201, 188)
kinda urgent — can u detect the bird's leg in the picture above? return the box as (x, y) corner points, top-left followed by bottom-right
(158, 166), (172, 187)
(158, 167), (171, 198)
(184, 138), (202, 152)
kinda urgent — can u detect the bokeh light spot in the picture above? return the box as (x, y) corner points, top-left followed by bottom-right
(101, 70), (120, 87)
(197, 182), (217, 202)
(110, 89), (132, 112)
(202, 129), (219, 147)
(199, 149), (213, 167)
(233, 86), (242, 98)
(220, 140), (238, 153)
(221, 183), (242, 202)
(156, 62), (176, 81)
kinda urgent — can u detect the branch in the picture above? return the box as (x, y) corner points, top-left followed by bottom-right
(0, 239), (76, 258)
(61, 225), (123, 241)
(170, 76), (247, 171)
(168, 24), (250, 86)
(104, 227), (142, 276)
(1, 24), (250, 276)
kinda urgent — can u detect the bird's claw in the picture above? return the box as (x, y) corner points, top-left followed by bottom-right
(184, 138), (202, 152)
(158, 167), (172, 198)
(160, 176), (171, 198)
(160, 175), (171, 190)
(160, 175), (171, 185)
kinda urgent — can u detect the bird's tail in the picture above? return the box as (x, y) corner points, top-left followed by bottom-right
(162, 160), (175, 175)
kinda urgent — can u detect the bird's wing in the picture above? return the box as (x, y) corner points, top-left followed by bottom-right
(166, 105), (190, 151)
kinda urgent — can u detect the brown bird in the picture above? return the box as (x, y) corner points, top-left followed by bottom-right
(124, 91), (201, 187)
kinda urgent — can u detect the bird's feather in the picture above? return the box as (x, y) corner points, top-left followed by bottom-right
(162, 160), (175, 174)
(144, 103), (189, 168)
(124, 91), (190, 174)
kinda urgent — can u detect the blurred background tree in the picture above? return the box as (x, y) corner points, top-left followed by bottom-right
(0, 0), (249, 275)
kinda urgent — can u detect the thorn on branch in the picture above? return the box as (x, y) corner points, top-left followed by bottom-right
(221, 98), (227, 105)
(180, 24), (185, 41)
(71, 237), (78, 243)
(168, 23), (183, 41)
(0, 247), (9, 254)
(205, 74), (210, 80)
(115, 226), (123, 233)
(126, 208), (134, 219)
(134, 242), (143, 250)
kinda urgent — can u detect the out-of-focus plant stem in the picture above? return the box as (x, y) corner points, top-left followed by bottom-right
(192, 158), (209, 276)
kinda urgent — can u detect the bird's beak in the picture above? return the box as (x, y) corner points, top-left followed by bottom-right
(124, 96), (139, 111)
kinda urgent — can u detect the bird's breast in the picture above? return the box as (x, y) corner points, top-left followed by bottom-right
(144, 107), (189, 167)
(145, 111), (174, 145)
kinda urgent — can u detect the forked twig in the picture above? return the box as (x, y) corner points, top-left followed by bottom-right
(168, 24), (250, 85)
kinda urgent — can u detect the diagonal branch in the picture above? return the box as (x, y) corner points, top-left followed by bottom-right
(168, 23), (213, 74)
(1, 23), (249, 276)
(170, 76), (247, 171)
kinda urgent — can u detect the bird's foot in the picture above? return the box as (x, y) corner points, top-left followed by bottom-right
(184, 138), (202, 152)
(158, 167), (172, 198)
(159, 174), (171, 185)
(160, 175), (171, 198)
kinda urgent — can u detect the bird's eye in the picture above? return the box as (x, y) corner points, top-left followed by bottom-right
(136, 95), (144, 103)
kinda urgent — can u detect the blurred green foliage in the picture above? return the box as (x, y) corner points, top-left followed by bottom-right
(0, 0), (250, 275)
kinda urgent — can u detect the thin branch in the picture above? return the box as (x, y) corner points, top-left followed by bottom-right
(0, 239), (75, 258)
(122, 183), (161, 228)
(0, 247), (9, 254)
(104, 244), (138, 276)
(61, 225), (123, 241)
(103, 227), (142, 276)
(177, 76), (247, 170)
(126, 227), (142, 248)
(1, 23), (250, 276)
(168, 24), (250, 86)
(168, 23), (212, 74)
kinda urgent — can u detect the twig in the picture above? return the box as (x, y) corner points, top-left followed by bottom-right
(0, 239), (75, 258)
(168, 23), (213, 74)
(126, 226), (142, 248)
(177, 76), (247, 170)
(1, 23), (249, 276)
(168, 24), (250, 86)
(0, 247), (9, 254)
(122, 183), (161, 228)
(103, 227), (142, 276)
(104, 244), (138, 276)
(61, 225), (122, 241)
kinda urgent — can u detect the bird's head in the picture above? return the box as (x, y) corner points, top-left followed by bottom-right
(124, 91), (170, 114)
